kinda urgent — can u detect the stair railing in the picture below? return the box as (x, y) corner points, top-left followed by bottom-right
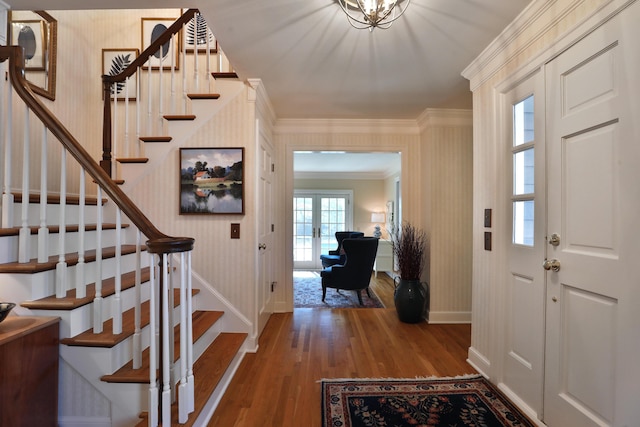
(101, 8), (233, 178)
(1, 45), (195, 426)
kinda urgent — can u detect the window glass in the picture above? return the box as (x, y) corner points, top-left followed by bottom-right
(513, 95), (534, 147)
(513, 200), (535, 246)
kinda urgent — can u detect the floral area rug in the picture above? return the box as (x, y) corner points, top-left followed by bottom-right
(294, 271), (384, 308)
(321, 375), (537, 427)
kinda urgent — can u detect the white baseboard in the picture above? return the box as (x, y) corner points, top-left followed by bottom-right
(58, 416), (111, 427)
(467, 346), (491, 378)
(428, 310), (471, 324)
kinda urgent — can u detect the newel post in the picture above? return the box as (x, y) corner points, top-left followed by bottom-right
(101, 79), (112, 177)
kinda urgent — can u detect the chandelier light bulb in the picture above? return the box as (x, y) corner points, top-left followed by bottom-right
(338, 0), (411, 31)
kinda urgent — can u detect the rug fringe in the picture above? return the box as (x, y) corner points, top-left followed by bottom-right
(318, 373), (483, 383)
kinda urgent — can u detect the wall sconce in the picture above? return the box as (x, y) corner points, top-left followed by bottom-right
(371, 212), (385, 238)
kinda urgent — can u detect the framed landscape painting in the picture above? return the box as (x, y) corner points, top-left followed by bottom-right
(179, 147), (244, 215)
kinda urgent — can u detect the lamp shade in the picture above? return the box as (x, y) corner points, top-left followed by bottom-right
(371, 212), (385, 223)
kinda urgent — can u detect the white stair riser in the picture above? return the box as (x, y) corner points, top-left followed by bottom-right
(4, 251), (150, 300)
(32, 280), (153, 338)
(11, 203), (101, 227)
(0, 228), (132, 264)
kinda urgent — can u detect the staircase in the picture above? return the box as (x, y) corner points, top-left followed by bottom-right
(0, 10), (249, 427)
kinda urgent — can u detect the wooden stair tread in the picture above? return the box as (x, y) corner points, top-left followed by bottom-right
(139, 136), (172, 143)
(134, 332), (247, 426)
(163, 114), (196, 121)
(0, 245), (143, 274)
(61, 288), (200, 347)
(101, 310), (224, 383)
(0, 223), (127, 237)
(21, 267), (151, 310)
(117, 157), (149, 164)
(187, 93), (220, 100)
(10, 192), (105, 206)
(211, 72), (238, 79)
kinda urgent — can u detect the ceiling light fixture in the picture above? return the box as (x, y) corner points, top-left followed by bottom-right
(338, 0), (411, 31)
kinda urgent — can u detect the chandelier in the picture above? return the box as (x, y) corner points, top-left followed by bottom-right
(338, 0), (411, 31)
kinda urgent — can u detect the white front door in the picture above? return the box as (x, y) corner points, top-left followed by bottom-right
(544, 4), (640, 426)
(503, 69), (545, 417)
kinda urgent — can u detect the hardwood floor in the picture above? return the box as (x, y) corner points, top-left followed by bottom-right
(209, 273), (475, 427)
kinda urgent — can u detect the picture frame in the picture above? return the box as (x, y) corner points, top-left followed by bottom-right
(102, 48), (139, 101)
(141, 17), (180, 70)
(10, 20), (46, 71)
(179, 147), (245, 215)
(181, 11), (217, 53)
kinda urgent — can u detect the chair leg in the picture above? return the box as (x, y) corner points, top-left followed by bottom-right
(356, 290), (363, 305)
(322, 285), (327, 302)
(365, 287), (371, 298)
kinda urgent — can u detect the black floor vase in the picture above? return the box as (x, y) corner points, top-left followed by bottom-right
(394, 278), (429, 323)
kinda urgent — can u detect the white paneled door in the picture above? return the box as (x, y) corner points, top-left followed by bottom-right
(544, 3), (640, 426)
(257, 120), (274, 336)
(504, 69), (545, 418)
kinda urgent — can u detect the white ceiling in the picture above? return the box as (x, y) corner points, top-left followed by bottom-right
(6, 0), (532, 173)
(7, 0), (532, 119)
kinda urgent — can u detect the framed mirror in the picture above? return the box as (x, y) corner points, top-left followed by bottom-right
(8, 10), (57, 100)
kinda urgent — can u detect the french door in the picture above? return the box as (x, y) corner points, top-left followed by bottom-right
(293, 190), (352, 270)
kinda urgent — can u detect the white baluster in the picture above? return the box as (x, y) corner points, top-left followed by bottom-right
(112, 84), (118, 179)
(182, 25), (188, 113)
(161, 253), (171, 426)
(136, 72), (142, 157)
(218, 47), (223, 72)
(133, 229), (142, 369)
(75, 168), (86, 298)
(93, 187), (104, 333)
(2, 86), (14, 228)
(186, 250), (194, 411)
(193, 13), (199, 93)
(18, 106), (31, 263)
(170, 33), (176, 115)
(112, 207), (123, 334)
(147, 60), (152, 136)
(37, 125), (49, 263)
(168, 256), (176, 401)
(148, 254), (158, 427)
(178, 251), (188, 423)
(55, 148), (67, 298)
(158, 41), (164, 132)
(206, 22), (212, 92)
(124, 77), (130, 157)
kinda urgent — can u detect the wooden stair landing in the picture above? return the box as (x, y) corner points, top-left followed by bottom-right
(135, 332), (247, 426)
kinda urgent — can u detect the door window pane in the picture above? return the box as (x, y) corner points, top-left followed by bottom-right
(514, 95), (534, 146)
(514, 148), (535, 195)
(513, 200), (535, 246)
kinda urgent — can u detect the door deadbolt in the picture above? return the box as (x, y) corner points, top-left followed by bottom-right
(543, 259), (561, 272)
(548, 233), (560, 246)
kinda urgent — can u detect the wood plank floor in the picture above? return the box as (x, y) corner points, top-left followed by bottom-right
(209, 273), (475, 426)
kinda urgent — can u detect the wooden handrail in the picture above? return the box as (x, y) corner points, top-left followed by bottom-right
(1, 45), (194, 255)
(100, 8), (198, 176)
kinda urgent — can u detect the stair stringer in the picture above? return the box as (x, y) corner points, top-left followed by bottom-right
(171, 253), (257, 351)
(118, 79), (247, 189)
(57, 298), (228, 427)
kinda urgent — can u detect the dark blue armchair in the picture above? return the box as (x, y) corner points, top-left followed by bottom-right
(320, 237), (379, 305)
(320, 231), (364, 268)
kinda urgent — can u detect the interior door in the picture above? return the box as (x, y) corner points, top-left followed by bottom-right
(257, 120), (274, 335)
(503, 70), (545, 417)
(544, 4), (640, 426)
(293, 191), (352, 270)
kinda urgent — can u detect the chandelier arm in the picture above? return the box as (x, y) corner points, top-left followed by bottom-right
(338, 0), (411, 30)
(338, 0), (381, 28)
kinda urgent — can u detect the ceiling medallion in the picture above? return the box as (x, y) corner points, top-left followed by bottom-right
(338, 0), (411, 31)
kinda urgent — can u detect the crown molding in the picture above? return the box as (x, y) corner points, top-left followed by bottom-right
(274, 118), (419, 135)
(416, 108), (472, 131)
(247, 78), (277, 126)
(462, 0), (580, 90)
